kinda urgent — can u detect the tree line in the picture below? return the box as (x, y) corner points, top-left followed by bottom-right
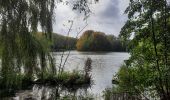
(47, 30), (127, 52)
(76, 30), (127, 51)
(52, 33), (77, 51)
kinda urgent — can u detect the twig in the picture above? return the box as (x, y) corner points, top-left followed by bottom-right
(76, 24), (88, 38)
(60, 20), (74, 73)
(61, 21), (88, 73)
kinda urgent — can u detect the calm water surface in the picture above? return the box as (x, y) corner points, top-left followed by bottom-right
(54, 51), (130, 94)
(9, 51), (130, 99)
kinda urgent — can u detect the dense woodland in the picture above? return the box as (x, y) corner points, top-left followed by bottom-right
(111, 0), (170, 100)
(76, 30), (127, 51)
(52, 33), (77, 51)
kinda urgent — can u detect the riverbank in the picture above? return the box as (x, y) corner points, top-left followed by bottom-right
(0, 70), (91, 98)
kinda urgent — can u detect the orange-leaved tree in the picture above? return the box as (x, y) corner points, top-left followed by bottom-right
(76, 30), (112, 51)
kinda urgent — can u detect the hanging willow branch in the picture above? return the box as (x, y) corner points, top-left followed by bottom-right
(0, 0), (55, 88)
(0, 0), (98, 89)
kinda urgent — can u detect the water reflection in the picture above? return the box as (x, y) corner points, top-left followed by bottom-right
(1, 51), (130, 100)
(55, 51), (130, 94)
(12, 84), (92, 100)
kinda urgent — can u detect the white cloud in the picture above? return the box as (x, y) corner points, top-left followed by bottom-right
(53, 0), (129, 37)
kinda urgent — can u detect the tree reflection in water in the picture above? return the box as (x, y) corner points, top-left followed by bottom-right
(11, 84), (93, 100)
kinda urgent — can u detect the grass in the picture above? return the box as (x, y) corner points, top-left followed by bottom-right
(34, 70), (91, 90)
(0, 70), (92, 98)
(61, 94), (94, 100)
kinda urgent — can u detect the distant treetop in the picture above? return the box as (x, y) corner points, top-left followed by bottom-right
(76, 30), (127, 51)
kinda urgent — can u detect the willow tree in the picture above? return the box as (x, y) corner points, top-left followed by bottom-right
(0, 0), (56, 89)
(119, 0), (170, 99)
(0, 0), (99, 89)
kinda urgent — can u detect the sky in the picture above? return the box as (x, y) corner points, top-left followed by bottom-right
(53, 0), (129, 37)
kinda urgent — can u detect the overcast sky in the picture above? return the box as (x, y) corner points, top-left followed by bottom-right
(53, 0), (129, 37)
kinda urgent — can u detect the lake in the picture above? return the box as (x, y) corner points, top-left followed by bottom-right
(7, 51), (130, 99)
(54, 51), (130, 94)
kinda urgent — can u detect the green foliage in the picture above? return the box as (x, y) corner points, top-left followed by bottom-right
(52, 33), (77, 51)
(117, 0), (170, 99)
(33, 70), (91, 88)
(76, 30), (126, 51)
(106, 35), (127, 52)
(0, 0), (55, 89)
(103, 88), (113, 100)
(72, 0), (99, 17)
(58, 70), (91, 86)
(61, 95), (94, 100)
(115, 65), (143, 93)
